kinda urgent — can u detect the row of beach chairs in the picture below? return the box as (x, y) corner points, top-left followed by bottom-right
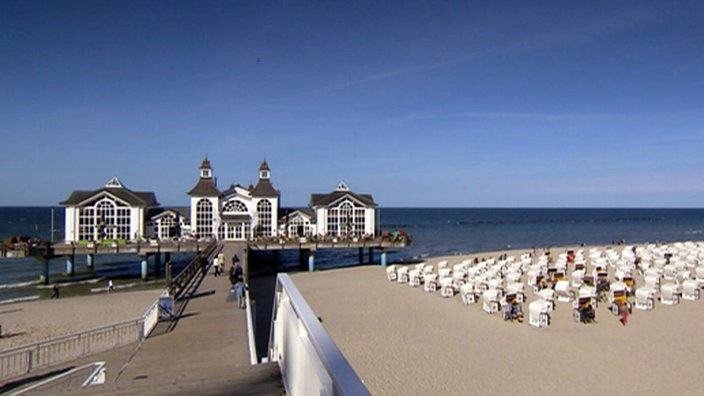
(385, 241), (704, 328)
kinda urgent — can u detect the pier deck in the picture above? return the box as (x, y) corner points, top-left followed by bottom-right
(5, 243), (283, 395)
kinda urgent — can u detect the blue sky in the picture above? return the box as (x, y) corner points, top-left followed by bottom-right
(1, 1), (703, 207)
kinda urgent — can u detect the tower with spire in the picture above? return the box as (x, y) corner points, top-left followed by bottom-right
(187, 157), (221, 238)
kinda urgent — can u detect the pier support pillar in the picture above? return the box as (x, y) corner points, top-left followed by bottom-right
(65, 255), (75, 276)
(153, 252), (162, 277)
(38, 257), (50, 285)
(381, 249), (387, 267)
(368, 248), (374, 264)
(140, 254), (149, 281)
(86, 254), (94, 270)
(358, 248), (364, 265)
(308, 250), (316, 272)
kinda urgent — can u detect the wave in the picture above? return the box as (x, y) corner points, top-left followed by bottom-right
(89, 280), (163, 293)
(36, 278), (103, 289)
(0, 280), (40, 289)
(0, 295), (39, 305)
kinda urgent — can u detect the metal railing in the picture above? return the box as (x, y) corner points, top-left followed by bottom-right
(268, 274), (369, 396)
(0, 319), (142, 381)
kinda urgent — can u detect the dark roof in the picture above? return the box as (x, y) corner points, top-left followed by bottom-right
(259, 160), (270, 171)
(60, 186), (159, 207)
(251, 179), (279, 198)
(309, 191), (376, 208)
(221, 183), (245, 197)
(187, 178), (221, 197)
(200, 158), (212, 170)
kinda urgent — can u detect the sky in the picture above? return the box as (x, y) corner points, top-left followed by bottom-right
(1, 1), (704, 208)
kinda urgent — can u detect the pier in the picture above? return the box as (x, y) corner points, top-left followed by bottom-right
(1, 235), (411, 284)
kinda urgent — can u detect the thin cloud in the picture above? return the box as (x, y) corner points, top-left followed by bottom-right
(286, 7), (661, 99)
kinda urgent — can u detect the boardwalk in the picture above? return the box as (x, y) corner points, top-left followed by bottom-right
(6, 243), (283, 395)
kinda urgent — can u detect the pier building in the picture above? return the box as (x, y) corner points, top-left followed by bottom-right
(60, 158), (378, 243)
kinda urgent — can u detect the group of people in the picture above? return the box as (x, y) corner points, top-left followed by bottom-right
(213, 253), (246, 309)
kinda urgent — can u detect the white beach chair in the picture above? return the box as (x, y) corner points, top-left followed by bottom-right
(554, 280), (575, 303)
(396, 266), (409, 284)
(440, 277), (455, 297)
(682, 279), (700, 301)
(644, 273), (661, 293)
(460, 283), (478, 305)
(482, 289), (501, 314)
(505, 282), (526, 303)
(634, 287), (656, 311)
(577, 284), (598, 308)
(660, 283), (681, 305)
(452, 271), (466, 291)
(609, 282), (632, 315)
(571, 269), (586, 288)
(536, 288), (556, 310)
(386, 265), (397, 282)
(437, 260), (448, 270)
(528, 299), (552, 328)
(696, 266), (704, 285)
(424, 274), (439, 293)
(408, 268), (422, 287)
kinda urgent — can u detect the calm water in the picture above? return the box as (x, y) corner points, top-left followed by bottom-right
(2, 207), (703, 301)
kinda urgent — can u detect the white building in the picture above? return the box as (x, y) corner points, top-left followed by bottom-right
(187, 158), (280, 241)
(308, 182), (377, 238)
(60, 177), (160, 242)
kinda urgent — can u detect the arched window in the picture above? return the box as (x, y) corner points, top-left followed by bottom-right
(223, 200), (248, 213)
(327, 200), (364, 237)
(196, 199), (213, 238)
(160, 214), (176, 239)
(95, 200), (115, 240)
(256, 200), (272, 237)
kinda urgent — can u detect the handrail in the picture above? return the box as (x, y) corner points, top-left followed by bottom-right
(268, 273), (369, 396)
(0, 319), (142, 381)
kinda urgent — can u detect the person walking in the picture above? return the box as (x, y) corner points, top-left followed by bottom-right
(108, 279), (114, 293)
(51, 283), (60, 299)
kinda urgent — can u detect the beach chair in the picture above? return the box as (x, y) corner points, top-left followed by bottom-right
(609, 282), (632, 315)
(634, 287), (656, 311)
(682, 279), (700, 300)
(528, 299), (552, 328)
(571, 268), (586, 288)
(506, 282), (526, 303)
(386, 265), (398, 282)
(460, 283), (478, 305)
(695, 266), (704, 285)
(482, 289), (501, 314)
(554, 280), (575, 303)
(437, 260), (449, 270)
(438, 267), (451, 279)
(572, 297), (596, 324)
(577, 284), (598, 308)
(644, 273), (660, 293)
(660, 283), (681, 305)
(397, 266), (409, 284)
(502, 293), (523, 323)
(536, 288), (556, 311)
(408, 268), (422, 287)
(424, 274), (439, 293)
(452, 271), (466, 290)
(440, 277), (455, 297)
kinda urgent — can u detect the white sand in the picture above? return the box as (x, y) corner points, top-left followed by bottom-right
(0, 289), (163, 350)
(291, 244), (704, 395)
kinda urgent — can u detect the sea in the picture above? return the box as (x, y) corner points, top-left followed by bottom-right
(2, 207), (704, 303)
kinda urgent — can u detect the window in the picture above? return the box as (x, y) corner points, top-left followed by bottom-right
(326, 199), (365, 236)
(223, 200), (247, 213)
(256, 200), (272, 237)
(196, 199), (213, 238)
(160, 214), (176, 239)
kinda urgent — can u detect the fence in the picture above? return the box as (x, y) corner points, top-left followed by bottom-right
(268, 274), (369, 396)
(0, 319), (142, 382)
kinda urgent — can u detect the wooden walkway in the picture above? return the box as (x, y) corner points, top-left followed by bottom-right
(7, 243), (283, 395)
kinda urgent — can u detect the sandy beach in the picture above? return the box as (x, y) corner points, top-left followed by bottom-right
(291, 243), (704, 395)
(0, 288), (163, 350)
